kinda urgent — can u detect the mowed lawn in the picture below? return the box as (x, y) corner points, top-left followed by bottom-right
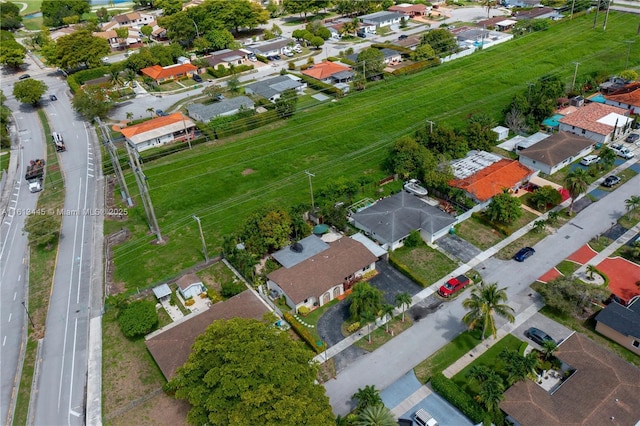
(112, 13), (639, 288)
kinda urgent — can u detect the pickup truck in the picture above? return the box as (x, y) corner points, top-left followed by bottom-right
(28, 179), (43, 193)
(610, 144), (634, 159)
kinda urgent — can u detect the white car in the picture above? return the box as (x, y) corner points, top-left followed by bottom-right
(580, 154), (600, 166)
(611, 144), (634, 159)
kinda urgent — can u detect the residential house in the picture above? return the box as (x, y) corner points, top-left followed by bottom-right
(187, 96), (255, 122)
(603, 81), (640, 115)
(151, 23), (168, 41)
(267, 237), (378, 312)
(595, 298), (640, 356)
(176, 274), (205, 300)
(359, 11), (404, 28)
(502, 0), (542, 7)
(513, 7), (564, 20)
(244, 74), (306, 102)
(346, 48), (402, 65)
(301, 61), (353, 84)
(493, 19), (518, 32)
(501, 333), (640, 426)
(388, 3), (429, 17)
(599, 76), (633, 94)
(350, 190), (456, 250)
(246, 38), (295, 56)
(558, 102), (632, 144)
(203, 49), (248, 69)
(140, 63), (198, 84)
(145, 290), (271, 380)
(453, 27), (513, 49)
(518, 131), (595, 175)
(450, 156), (534, 203)
(93, 28), (141, 50)
(110, 12), (154, 29)
(119, 113), (196, 152)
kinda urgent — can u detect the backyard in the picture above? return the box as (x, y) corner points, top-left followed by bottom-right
(108, 13), (639, 289)
(390, 243), (460, 287)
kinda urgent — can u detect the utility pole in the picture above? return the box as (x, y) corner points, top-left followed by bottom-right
(569, 0), (576, 19)
(624, 40), (634, 69)
(602, 0), (611, 30)
(592, 0), (600, 29)
(96, 117), (133, 207)
(526, 82), (535, 99)
(182, 115), (192, 150)
(304, 170), (315, 210)
(571, 62), (580, 92)
(22, 301), (35, 328)
(426, 120), (435, 134)
(193, 215), (209, 263)
(125, 141), (164, 243)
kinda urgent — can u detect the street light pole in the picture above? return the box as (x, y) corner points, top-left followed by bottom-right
(22, 301), (35, 328)
(193, 215), (209, 263)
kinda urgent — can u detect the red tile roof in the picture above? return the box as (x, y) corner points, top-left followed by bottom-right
(301, 61), (352, 80)
(559, 102), (628, 136)
(140, 63), (197, 80)
(604, 81), (640, 107)
(119, 113), (189, 138)
(451, 159), (534, 202)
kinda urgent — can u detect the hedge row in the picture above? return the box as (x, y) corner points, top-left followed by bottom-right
(391, 59), (441, 76)
(206, 64), (254, 79)
(430, 373), (486, 424)
(471, 212), (512, 236)
(283, 312), (324, 353)
(297, 73), (344, 97)
(388, 254), (429, 288)
(67, 66), (110, 93)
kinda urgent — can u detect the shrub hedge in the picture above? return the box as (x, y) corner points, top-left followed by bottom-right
(283, 312), (324, 353)
(389, 254), (429, 288)
(430, 373), (485, 424)
(297, 74), (344, 97)
(391, 59), (441, 76)
(67, 66), (111, 93)
(118, 300), (158, 338)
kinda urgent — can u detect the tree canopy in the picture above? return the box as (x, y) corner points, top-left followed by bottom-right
(165, 318), (334, 426)
(275, 88), (298, 118)
(44, 30), (110, 70)
(357, 47), (385, 80)
(0, 31), (26, 68)
(0, 2), (23, 30)
(485, 192), (522, 224)
(462, 282), (514, 339)
(537, 276), (609, 318)
(420, 29), (457, 56)
(72, 86), (114, 121)
(41, 0), (90, 27)
(13, 79), (48, 105)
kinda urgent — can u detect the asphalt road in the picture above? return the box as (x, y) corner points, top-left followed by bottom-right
(0, 81), (47, 424)
(324, 170), (640, 416)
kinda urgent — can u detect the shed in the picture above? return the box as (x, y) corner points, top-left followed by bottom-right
(492, 126), (509, 141)
(176, 273), (205, 300)
(152, 283), (171, 300)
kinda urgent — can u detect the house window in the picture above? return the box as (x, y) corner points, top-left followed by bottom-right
(582, 129), (586, 134)
(633, 340), (640, 348)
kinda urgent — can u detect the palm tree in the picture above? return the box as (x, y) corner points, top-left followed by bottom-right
(476, 375), (505, 413)
(564, 168), (589, 216)
(586, 264), (598, 280)
(499, 348), (538, 385)
(547, 210), (560, 226)
(352, 385), (382, 412)
(467, 364), (494, 385)
(355, 404), (396, 426)
(395, 292), (412, 323)
(109, 69), (122, 87)
(361, 310), (376, 344)
(599, 146), (616, 169)
(462, 282), (515, 340)
(532, 219), (546, 233)
(126, 111), (133, 121)
(541, 339), (558, 361)
(624, 195), (640, 219)
(146, 107), (154, 117)
(381, 304), (395, 333)
(349, 282), (383, 321)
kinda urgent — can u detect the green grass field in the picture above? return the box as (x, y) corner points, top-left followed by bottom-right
(111, 13), (640, 288)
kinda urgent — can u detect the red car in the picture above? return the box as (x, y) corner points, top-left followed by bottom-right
(438, 275), (471, 298)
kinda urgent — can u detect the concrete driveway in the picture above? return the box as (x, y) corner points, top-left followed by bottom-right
(511, 312), (573, 349)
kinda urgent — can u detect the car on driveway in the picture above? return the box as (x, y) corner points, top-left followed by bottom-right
(514, 247), (535, 262)
(580, 154), (600, 166)
(18, 74), (30, 80)
(625, 133), (639, 144)
(438, 275), (471, 298)
(398, 34), (408, 40)
(602, 175), (621, 187)
(525, 327), (556, 346)
(192, 74), (203, 83)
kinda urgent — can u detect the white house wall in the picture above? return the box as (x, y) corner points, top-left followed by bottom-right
(558, 123), (608, 144)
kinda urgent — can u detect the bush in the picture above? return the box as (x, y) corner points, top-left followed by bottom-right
(67, 66), (111, 93)
(283, 312), (324, 353)
(185, 298), (195, 306)
(430, 373), (485, 424)
(298, 306), (310, 316)
(221, 280), (245, 298)
(297, 74), (344, 97)
(403, 230), (422, 248)
(118, 300), (158, 338)
(347, 322), (360, 333)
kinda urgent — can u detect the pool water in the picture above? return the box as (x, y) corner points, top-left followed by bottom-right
(590, 93), (606, 103)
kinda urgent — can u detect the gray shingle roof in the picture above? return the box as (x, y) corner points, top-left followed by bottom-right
(351, 191), (456, 246)
(245, 75), (303, 100)
(595, 299), (640, 338)
(271, 235), (329, 268)
(187, 96), (254, 122)
(518, 131), (594, 166)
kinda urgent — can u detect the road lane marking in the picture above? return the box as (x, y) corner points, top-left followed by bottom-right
(68, 318), (78, 424)
(2, 336), (5, 346)
(17, 275), (20, 281)
(8, 313), (11, 322)
(13, 292), (17, 301)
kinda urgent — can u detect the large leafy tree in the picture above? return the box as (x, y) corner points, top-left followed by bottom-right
(72, 86), (114, 121)
(530, 185), (561, 211)
(357, 47), (385, 81)
(241, 207), (292, 256)
(462, 282), (515, 340)
(165, 318), (334, 426)
(0, 2), (23, 30)
(41, 0), (90, 27)
(415, 124), (468, 159)
(564, 167), (589, 216)
(465, 113), (498, 151)
(386, 136), (431, 179)
(45, 30), (109, 70)
(411, 43), (436, 62)
(0, 31), (26, 68)
(117, 300), (158, 337)
(275, 88), (298, 118)
(13, 79), (48, 105)
(419, 29), (457, 56)
(537, 276), (609, 317)
(349, 281), (383, 321)
(24, 212), (58, 248)
(485, 192), (522, 224)
(0, 91), (10, 148)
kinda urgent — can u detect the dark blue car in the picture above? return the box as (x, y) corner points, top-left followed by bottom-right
(514, 247), (535, 262)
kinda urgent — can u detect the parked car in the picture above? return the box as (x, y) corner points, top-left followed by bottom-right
(215, 94), (225, 101)
(248, 53), (257, 61)
(49, 94), (57, 101)
(292, 45), (302, 53)
(283, 51), (294, 57)
(580, 154), (600, 166)
(602, 175), (621, 187)
(610, 143), (634, 159)
(525, 327), (556, 346)
(193, 74), (203, 83)
(18, 74), (30, 80)
(625, 133), (639, 144)
(438, 275), (471, 298)
(155, 109), (166, 116)
(398, 34), (408, 40)
(514, 247), (535, 262)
